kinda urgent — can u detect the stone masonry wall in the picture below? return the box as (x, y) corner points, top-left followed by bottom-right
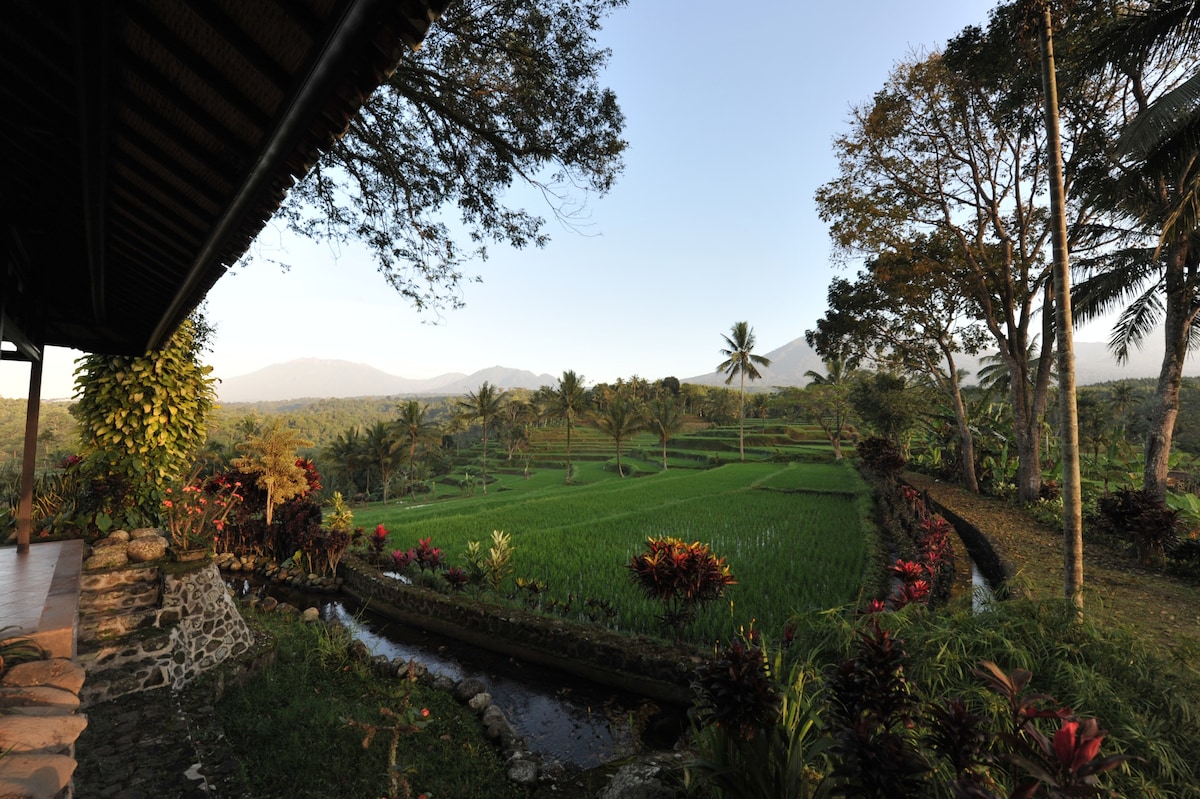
(339, 555), (701, 706)
(77, 562), (255, 706)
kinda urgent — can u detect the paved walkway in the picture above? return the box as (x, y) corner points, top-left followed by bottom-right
(73, 685), (250, 799)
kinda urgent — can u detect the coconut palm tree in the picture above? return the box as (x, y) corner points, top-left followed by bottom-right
(804, 356), (851, 386)
(323, 427), (364, 496)
(396, 400), (435, 498)
(1072, 2), (1200, 501)
(717, 321), (772, 462)
(552, 370), (586, 483)
(594, 394), (645, 477)
(363, 420), (403, 503)
(458, 382), (504, 493)
(646, 396), (685, 470)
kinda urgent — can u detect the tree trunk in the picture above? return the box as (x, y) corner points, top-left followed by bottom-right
(738, 371), (746, 462)
(1040, 6), (1084, 614)
(1144, 242), (1196, 501)
(949, 384), (979, 494)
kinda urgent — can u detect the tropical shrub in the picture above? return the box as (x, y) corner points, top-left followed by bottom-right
(161, 471), (242, 552)
(856, 435), (906, 477)
(689, 639), (832, 799)
(461, 530), (514, 592)
(627, 536), (735, 638)
(1096, 487), (1180, 566)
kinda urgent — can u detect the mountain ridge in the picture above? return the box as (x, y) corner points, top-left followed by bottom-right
(215, 338), (1199, 402)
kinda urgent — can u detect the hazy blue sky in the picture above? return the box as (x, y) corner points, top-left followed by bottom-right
(8, 0), (1115, 400)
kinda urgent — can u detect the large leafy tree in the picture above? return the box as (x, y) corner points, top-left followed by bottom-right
(815, 5), (1120, 502)
(71, 316), (217, 532)
(808, 239), (989, 491)
(458, 382), (504, 493)
(717, 322), (771, 462)
(275, 0), (628, 313)
(551, 370), (587, 482)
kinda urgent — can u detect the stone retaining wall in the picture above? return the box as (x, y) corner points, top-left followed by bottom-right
(0, 659), (88, 799)
(339, 555), (701, 706)
(77, 561), (255, 706)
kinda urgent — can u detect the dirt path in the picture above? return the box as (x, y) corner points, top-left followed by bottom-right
(904, 473), (1200, 652)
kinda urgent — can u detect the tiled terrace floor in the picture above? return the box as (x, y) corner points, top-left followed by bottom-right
(0, 539), (83, 658)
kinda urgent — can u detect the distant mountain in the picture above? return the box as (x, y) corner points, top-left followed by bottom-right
(683, 336), (1200, 388)
(215, 359), (556, 402)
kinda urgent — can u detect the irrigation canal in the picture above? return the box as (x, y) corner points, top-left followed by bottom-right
(233, 579), (684, 769)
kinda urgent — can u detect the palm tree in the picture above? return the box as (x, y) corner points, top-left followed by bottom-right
(323, 427), (364, 496)
(458, 381), (504, 493)
(593, 394), (645, 477)
(363, 421), (402, 503)
(804, 356), (851, 386)
(1027, 0), (1083, 613)
(552, 370), (587, 483)
(646, 396), (685, 470)
(716, 321), (772, 462)
(1071, 5), (1200, 502)
(396, 400), (434, 498)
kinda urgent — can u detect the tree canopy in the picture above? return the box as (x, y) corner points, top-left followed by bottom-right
(273, 0), (628, 314)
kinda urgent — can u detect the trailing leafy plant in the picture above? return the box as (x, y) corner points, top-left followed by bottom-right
(70, 317), (217, 535)
(627, 536), (736, 638)
(0, 628), (45, 679)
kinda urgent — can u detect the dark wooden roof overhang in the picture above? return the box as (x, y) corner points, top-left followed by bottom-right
(1, 0), (451, 361)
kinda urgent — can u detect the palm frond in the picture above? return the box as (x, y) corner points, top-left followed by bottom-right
(1071, 250), (1163, 322)
(1162, 163), (1200, 243)
(1119, 69), (1200, 160)
(1109, 287), (1165, 363)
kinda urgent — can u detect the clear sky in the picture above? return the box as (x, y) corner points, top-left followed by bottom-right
(6, 0), (1113, 400)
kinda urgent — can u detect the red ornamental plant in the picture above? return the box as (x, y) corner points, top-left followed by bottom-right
(627, 536), (735, 637)
(971, 661), (1133, 798)
(369, 524), (389, 556)
(161, 473), (242, 552)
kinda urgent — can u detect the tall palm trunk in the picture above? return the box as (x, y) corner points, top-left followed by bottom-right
(1039, 5), (1084, 613)
(1145, 241), (1199, 500)
(737, 370), (746, 462)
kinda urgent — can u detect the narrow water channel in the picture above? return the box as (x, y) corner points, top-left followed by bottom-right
(241, 582), (684, 769)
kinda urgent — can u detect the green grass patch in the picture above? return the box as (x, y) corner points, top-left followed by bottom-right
(213, 609), (523, 799)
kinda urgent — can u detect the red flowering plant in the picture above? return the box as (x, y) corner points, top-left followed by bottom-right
(161, 471), (242, 552)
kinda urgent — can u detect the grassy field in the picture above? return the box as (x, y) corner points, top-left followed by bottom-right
(350, 460), (873, 645)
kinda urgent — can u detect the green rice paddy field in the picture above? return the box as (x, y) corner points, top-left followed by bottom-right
(351, 460), (874, 644)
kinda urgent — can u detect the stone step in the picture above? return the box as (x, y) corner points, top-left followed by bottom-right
(77, 604), (173, 643)
(77, 576), (161, 615)
(76, 626), (178, 706)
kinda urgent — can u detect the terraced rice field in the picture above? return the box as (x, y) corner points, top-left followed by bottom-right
(354, 460), (873, 644)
